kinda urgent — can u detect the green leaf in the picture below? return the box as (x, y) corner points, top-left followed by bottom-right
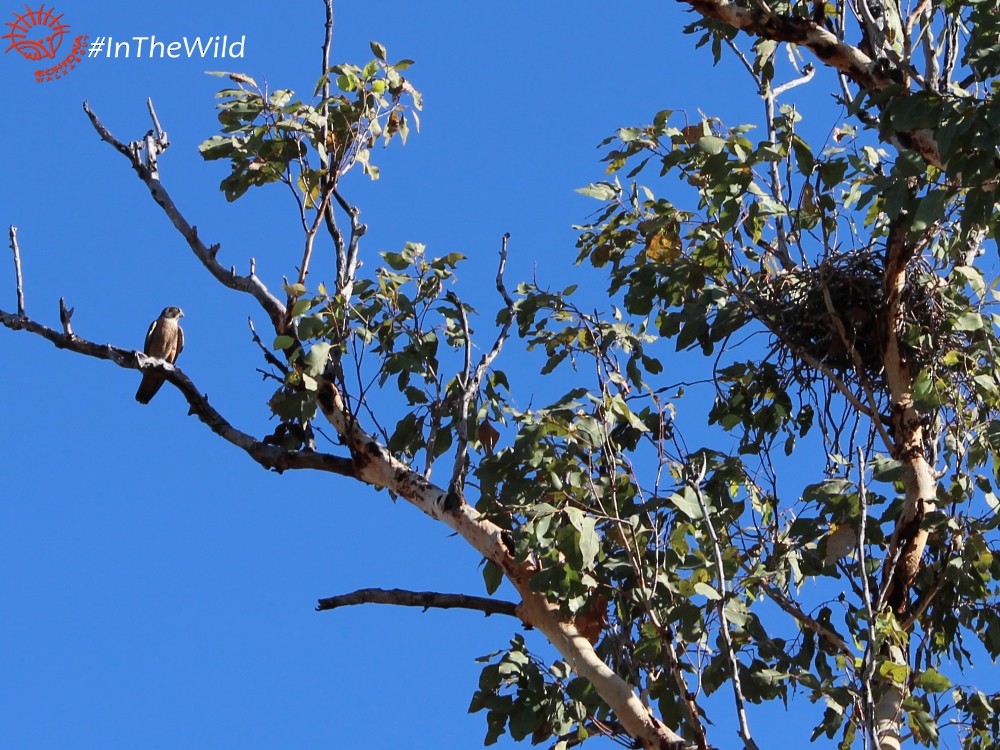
(696, 135), (726, 155)
(482, 560), (503, 595)
(915, 668), (951, 693)
(370, 41), (387, 61)
(575, 182), (618, 201)
(953, 311), (984, 331)
(669, 488), (704, 520)
(273, 335), (295, 350)
(694, 582), (722, 600)
(303, 342), (333, 376)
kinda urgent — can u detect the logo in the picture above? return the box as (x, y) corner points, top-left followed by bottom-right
(3, 4), (87, 82)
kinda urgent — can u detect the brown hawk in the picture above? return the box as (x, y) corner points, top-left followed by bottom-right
(135, 306), (184, 404)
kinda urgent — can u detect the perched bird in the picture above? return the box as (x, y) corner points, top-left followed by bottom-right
(135, 306), (184, 404)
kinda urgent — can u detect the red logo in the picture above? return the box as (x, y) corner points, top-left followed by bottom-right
(3, 4), (87, 82)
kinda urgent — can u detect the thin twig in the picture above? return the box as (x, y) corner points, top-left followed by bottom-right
(322, 0), (334, 101)
(315, 587), (519, 617)
(688, 458), (759, 750)
(248, 316), (289, 375)
(857, 449), (880, 750)
(8, 226), (25, 316)
(146, 97), (167, 143)
(772, 63), (816, 97)
(759, 581), (853, 656)
(332, 187), (366, 299)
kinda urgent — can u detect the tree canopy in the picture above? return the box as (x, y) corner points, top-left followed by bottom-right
(7, 1), (1000, 749)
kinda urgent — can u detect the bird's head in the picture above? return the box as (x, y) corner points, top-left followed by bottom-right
(161, 306), (184, 319)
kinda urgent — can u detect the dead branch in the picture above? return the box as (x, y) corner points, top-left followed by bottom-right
(8, 226), (25, 316)
(82, 101), (288, 332)
(248, 316), (289, 375)
(0, 307), (352, 476)
(316, 587), (519, 617)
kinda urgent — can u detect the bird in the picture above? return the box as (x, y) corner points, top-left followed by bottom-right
(135, 306), (184, 404)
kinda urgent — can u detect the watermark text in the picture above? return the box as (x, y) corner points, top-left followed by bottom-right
(87, 35), (245, 59)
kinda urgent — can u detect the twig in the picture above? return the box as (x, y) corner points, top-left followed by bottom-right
(315, 587), (519, 617)
(0, 307), (352, 476)
(8, 226), (25, 316)
(322, 0), (334, 101)
(446, 288), (473, 503)
(446, 233), (516, 506)
(759, 581), (853, 656)
(59, 297), (74, 336)
(856, 449), (880, 750)
(333, 187), (366, 299)
(248, 316), (289, 375)
(295, 182), (336, 289)
(689, 458), (760, 750)
(146, 96), (167, 142)
(773, 63), (816, 97)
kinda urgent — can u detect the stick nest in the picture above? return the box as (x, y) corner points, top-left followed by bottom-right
(749, 250), (951, 389)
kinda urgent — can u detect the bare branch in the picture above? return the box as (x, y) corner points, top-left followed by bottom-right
(446, 288), (473, 502)
(321, 0), (334, 102)
(333, 187), (366, 298)
(248, 316), (289, 375)
(82, 101), (288, 332)
(447, 233), (516, 503)
(316, 587), (520, 617)
(8, 226), (25, 316)
(772, 62), (816, 97)
(146, 96), (167, 142)
(689, 459), (759, 750)
(760, 581), (854, 656)
(0, 307), (352, 476)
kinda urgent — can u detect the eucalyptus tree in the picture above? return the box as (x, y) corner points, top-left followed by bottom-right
(5, 1), (1000, 749)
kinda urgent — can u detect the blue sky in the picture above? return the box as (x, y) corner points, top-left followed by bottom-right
(0, 2), (850, 748)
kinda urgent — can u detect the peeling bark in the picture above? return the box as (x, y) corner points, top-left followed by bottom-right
(880, 216), (936, 616)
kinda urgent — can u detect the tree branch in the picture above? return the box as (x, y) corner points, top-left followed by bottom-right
(0, 307), (352, 476)
(311, 377), (689, 749)
(316, 587), (520, 617)
(82, 101), (288, 332)
(679, 0), (942, 167)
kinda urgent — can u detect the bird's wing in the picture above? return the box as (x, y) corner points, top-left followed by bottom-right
(143, 318), (161, 354)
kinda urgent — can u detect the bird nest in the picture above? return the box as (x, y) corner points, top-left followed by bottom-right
(748, 250), (951, 390)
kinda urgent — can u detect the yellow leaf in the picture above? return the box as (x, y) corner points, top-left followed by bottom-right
(644, 226), (681, 262)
